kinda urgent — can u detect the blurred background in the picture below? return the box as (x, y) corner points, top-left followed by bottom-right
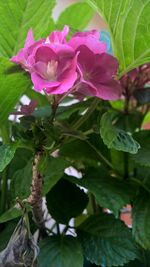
(53, 0), (107, 30)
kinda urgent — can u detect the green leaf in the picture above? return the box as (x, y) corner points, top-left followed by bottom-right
(25, 89), (48, 107)
(132, 189), (150, 249)
(100, 112), (140, 154)
(122, 250), (150, 267)
(39, 156), (69, 195)
(7, 148), (32, 179)
(0, 143), (17, 172)
(77, 213), (138, 267)
(131, 130), (150, 167)
(0, 221), (17, 251)
(11, 161), (32, 200)
(86, 0), (150, 75)
(0, 0), (56, 57)
(57, 2), (93, 31)
(39, 235), (83, 267)
(46, 179), (88, 224)
(80, 167), (135, 215)
(32, 106), (52, 118)
(0, 58), (32, 124)
(60, 139), (99, 165)
(0, 207), (22, 223)
(121, 259), (143, 267)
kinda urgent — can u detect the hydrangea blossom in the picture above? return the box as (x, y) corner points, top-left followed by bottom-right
(11, 26), (122, 100)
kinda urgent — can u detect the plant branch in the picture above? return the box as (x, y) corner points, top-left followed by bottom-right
(28, 152), (46, 234)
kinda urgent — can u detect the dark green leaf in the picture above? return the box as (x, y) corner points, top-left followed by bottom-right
(80, 167), (135, 215)
(0, 222), (17, 251)
(32, 106), (52, 118)
(8, 148), (32, 179)
(131, 130), (150, 167)
(0, 0), (56, 57)
(0, 143), (17, 172)
(77, 213), (138, 266)
(132, 189), (150, 249)
(46, 179), (88, 224)
(39, 235), (83, 267)
(25, 89), (48, 107)
(11, 161), (32, 200)
(60, 140), (99, 165)
(0, 58), (32, 124)
(39, 156), (69, 195)
(56, 100), (91, 120)
(122, 255), (150, 267)
(100, 112), (140, 154)
(57, 2), (93, 31)
(134, 88), (150, 105)
(0, 207), (22, 223)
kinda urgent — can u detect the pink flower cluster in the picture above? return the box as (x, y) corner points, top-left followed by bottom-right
(11, 26), (122, 100)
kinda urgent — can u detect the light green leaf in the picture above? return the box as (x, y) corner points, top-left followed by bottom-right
(0, 143), (17, 172)
(39, 235), (83, 267)
(78, 213), (138, 267)
(0, 0), (56, 57)
(0, 207), (22, 223)
(80, 168), (135, 215)
(86, 0), (150, 75)
(57, 2), (93, 31)
(0, 58), (32, 124)
(100, 112), (140, 154)
(132, 189), (150, 249)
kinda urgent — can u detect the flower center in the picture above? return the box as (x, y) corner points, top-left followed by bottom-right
(84, 72), (91, 80)
(46, 60), (58, 81)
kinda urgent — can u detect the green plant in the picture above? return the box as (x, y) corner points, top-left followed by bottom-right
(1, 1), (150, 267)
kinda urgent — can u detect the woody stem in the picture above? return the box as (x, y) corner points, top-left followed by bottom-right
(28, 152), (46, 234)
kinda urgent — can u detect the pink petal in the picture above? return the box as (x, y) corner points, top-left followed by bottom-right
(73, 29), (100, 39)
(77, 45), (96, 74)
(95, 80), (122, 100)
(68, 34), (106, 54)
(48, 25), (69, 44)
(24, 29), (34, 48)
(31, 72), (60, 92)
(77, 82), (97, 97)
(47, 53), (79, 94)
(95, 53), (119, 76)
(35, 45), (57, 63)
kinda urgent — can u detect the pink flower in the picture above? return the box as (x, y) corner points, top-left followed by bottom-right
(68, 31), (122, 100)
(11, 26), (122, 100)
(30, 44), (78, 94)
(11, 26), (78, 95)
(47, 25), (69, 44)
(11, 29), (44, 71)
(68, 30), (107, 54)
